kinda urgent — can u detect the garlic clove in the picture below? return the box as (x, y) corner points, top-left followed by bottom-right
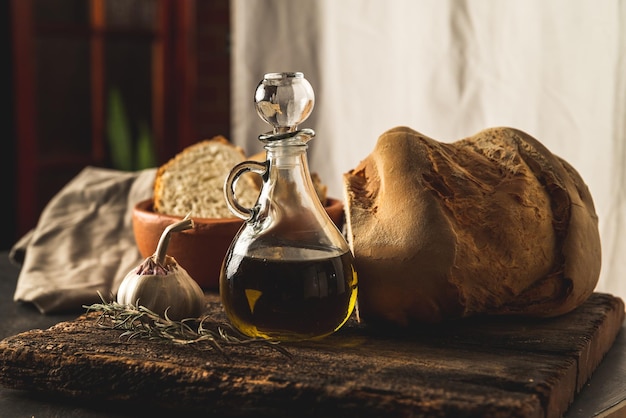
(117, 215), (206, 320)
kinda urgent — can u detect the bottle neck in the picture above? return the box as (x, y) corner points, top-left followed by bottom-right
(263, 142), (313, 196)
(253, 129), (326, 231)
(260, 128), (314, 184)
(265, 141), (308, 165)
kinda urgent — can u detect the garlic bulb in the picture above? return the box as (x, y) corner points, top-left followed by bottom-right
(117, 215), (206, 320)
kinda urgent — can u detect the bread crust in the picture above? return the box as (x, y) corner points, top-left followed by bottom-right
(343, 126), (601, 324)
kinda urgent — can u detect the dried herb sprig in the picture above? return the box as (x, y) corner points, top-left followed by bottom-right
(83, 293), (290, 358)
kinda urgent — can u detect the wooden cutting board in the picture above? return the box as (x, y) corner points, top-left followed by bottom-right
(0, 292), (623, 418)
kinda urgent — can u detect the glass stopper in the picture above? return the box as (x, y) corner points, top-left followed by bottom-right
(254, 72), (315, 134)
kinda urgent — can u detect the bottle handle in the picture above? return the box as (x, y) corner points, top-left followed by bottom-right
(224, 160), (267, 221)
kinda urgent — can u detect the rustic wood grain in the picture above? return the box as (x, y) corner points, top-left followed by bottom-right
(0, 292), (623, 418)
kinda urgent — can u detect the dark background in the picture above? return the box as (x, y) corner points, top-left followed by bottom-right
(2, 1), (16, 251)
(2, 0), (231, 251)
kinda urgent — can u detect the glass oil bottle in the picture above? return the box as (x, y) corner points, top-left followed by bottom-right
(220, 72), (358, 341)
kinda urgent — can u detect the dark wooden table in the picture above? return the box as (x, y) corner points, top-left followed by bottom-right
(0, 252), (625, 418)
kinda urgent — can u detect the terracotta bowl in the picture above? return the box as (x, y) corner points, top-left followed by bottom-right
(132, 198), (345, 290)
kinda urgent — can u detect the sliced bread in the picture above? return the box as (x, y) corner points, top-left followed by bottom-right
(153, 136), (260, 219)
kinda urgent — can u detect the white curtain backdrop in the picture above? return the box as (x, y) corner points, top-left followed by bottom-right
(230, 0), (626, 300)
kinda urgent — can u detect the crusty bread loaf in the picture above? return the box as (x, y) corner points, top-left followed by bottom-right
(343, 126), (601, 325)
(153, 136), (260, 219)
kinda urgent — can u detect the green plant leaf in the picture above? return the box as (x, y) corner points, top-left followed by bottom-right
(107, 88), (134, 171)
(136, 121), (157, 169)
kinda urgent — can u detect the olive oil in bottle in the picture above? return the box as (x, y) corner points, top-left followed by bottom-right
(221, 251), (358, 341)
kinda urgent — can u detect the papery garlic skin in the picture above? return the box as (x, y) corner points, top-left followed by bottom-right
(117, 255), (206, 320)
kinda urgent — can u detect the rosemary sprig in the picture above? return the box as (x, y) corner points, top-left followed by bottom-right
(83, 294), (290, 358)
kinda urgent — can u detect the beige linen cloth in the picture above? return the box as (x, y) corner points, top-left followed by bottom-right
(10, 166), (157, 314)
